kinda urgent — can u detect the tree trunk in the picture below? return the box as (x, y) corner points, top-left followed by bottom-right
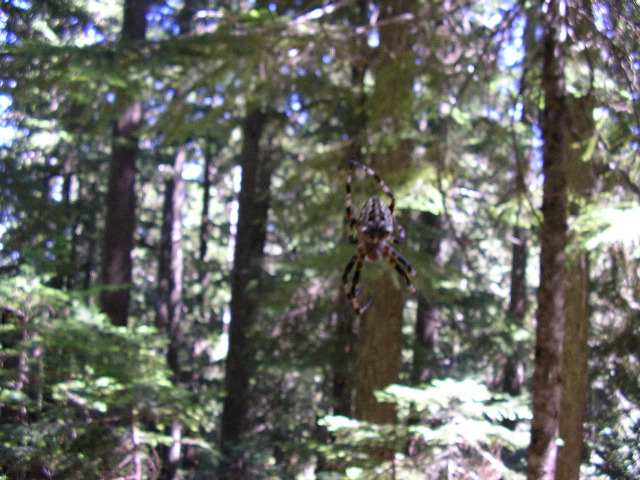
(502, 226), (528, 432)
(82, 181), (100, 290)
(331, 310), (356, 417)
(412, 300), (440, 383)
(155, 147), (186, 480)
(331, 0), (368, 421)
(199, 142), (214, 264)
(156, 146), (186, 380)
(354, 274), (405, 426)
(352, 0), (416, 463)
(100, 0), (149, 326)
(556, 254), (590, 480)
(526, 1), (568, 478)
(503, 225), (528, 398)
(412, 212), (442, 384)
(555, 90), (597, 480)
(219, 107), (271, 479)
(503, 1), (535, 403)
(197, 141), (215, 324)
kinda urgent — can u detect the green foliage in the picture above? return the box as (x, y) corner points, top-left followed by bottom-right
(319, 379), (530, 479)
(0, 270), (214, 478)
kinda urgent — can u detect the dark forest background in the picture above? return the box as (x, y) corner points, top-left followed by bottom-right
(1, 0), (639, 479)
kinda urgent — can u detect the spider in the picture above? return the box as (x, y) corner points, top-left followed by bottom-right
(342, 160), (417, 314)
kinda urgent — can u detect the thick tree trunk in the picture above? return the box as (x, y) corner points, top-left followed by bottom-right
(555, 89), (596, 480)
(352, 1), (416, 464)
(353, 2), (416, 389)
(100, 0), (148, 326)
(354, 274), (405, 426)
(219, 107), (271, 479)
(526, 1), (568, 478)
(556, 254), (590, 480)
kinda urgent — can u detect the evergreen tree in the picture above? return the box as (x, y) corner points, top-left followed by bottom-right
(526, 0), (569, 477)
(219, 107), (272, 478)
(100, 0), (150, 326)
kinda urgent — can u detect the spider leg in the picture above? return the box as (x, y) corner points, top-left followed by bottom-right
(348, 260), (373, 314)
(391, 247), (417, 278)
(342, 247), (364, 297)
(342, 247), (372, 314)
(383, 245), (418, 293)
(393, 223), (406, 244)
(345, 162), (358, 243)
(349, 257), (365, 299)
(349, 160), (396, 214)
(343, 247), (367, 298)
(351, 295), (373, 315)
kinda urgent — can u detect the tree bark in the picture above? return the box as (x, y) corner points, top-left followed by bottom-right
(354, 274), (405, 426)
(502, 226), (528, 432)
(100, 0), (149, 326)
(503, 226), (528, 398)
(156, 146), (186, 381)
(526, 1), (568, 478)
(199, 142), (214, 264)
(196, 142), (216, 324)
(332, 310), (356, 417)
(412, 212), (442, 384)
(156, 147), (186, 480)
(555, 254), (590, 480)
(219, 107), (271, 479)
(555, 90), (597, 480)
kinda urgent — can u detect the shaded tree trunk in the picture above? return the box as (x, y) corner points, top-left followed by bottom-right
(331, 310), (356, 417)
(199, 142), (214, 264)
(503, 2), (536, 404)
(155, 147), (187, 480)
(219, 107), (271, 479)
(48, 150), (77, 290)
(503, 226), (528, 398)
(196, 141), (216, 324)
(412, 212), (443, 384)
(156, 146), (186, 380)
(556, 89), (597, 480)
(158, 6), (211, 477)
(526, 1), (568, 478)
(352, 0), (416, 464)
(502, 225), (528, 433)
(82, 181), (100, 290)
(330, 0), (369, 422)
(100, 0), (149, 326)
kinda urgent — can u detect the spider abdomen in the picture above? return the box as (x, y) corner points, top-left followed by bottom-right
(358, 197), (394, 240)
